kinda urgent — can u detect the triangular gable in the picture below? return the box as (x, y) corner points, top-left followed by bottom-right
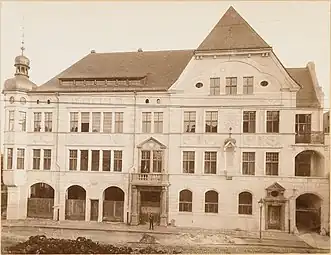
(137, 137), (166, 149)
(266, 182), (285, 192)
(197, 6), (270, 51)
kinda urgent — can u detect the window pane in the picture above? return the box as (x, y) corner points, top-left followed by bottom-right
(102, 150), (111, 171)
(80, 150), (88, 171)
(81, 112), (90, 132)
(114, 150), (122, 172)
(70, 112), (78, 132)
(91, 150), (100, 171)
(92, 112), (101, 132)
(115, 113), (123, 133)
(103, 113), (112, 133)
(45, 113), (53, 132)
(43, 149), (51, 170)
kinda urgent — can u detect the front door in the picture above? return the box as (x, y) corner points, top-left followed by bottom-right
(268, 205), (281, 230)
(90, 199), (99, 221)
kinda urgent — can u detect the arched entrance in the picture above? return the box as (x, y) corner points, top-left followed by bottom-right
(295, 150), (324, 177)
(27, 183), (54, 219)
(65, 185), (86, 220)
(296, 193), (321, 233)
(103, 186), (124, 222)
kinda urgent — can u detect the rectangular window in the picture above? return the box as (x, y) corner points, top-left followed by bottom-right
(80, 150), (88, 171)
(153, 150), (163, 173)
(243, 77), (254, 95)
(91, 150), (100, 171)
(8, 111), (15, 131)
(141, 151), (151, 173)
(266, 152), (279, 176)
(210, 77), (220, 95)
(243, 111), (256, 133)
(69, 150), (77, 171)
(184, 111), (196, 133)
(114, 112), (123, 133)
(34, 112), (41, 132)
(113, 150), (122, 172)
(266, 111), (279, 133)
(226, 77), (237, 95)
(154, 112), (163, 133)
(183, 151), (195, 173)
(43, 149), (51, 170)
(92, 112), (101, 132)
(33, 149), (41, 170)
(44, 112), (53, 132)
(204, 152), (217, 174)
(81, 112), (90, 132)
(142, 112), (152, 133)
(205, 111), (218, 133)
(242, 152), (255, 175)
(102, 150), (111, 171)
(103, 112), (112, 133)
(70, 112), (78, 132)
(7, 148), (13, 169)
(17, 148), (25, 169)
(19, 112), (26, 131)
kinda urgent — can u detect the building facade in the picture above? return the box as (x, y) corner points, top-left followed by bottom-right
(2, 7), (329, 234)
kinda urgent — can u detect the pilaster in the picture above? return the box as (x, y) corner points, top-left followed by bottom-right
(131, 185), (139, 225)
(160, 186), (168, 226)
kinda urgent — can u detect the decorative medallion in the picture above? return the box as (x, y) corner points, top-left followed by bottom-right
(9, 96), (15, 104)
(20, 97), (26, 105)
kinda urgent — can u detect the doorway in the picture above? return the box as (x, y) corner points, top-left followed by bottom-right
(90, 200), (99, 221)
(140, 191), (161, 225)
(267, 205), (281, 230)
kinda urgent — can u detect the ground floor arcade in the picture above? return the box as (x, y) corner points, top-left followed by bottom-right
(5, 181), (329, 235)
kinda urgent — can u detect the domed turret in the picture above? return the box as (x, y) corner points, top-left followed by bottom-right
(2, 44), (36, 93)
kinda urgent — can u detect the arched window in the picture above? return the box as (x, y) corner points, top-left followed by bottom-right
(205, 190), (218, 213)
(238, 192), (252, 215)
(179, 190), (192, 212)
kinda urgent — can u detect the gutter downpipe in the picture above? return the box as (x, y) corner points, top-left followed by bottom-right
(55, 92), (61, 221)
(127, 91), (137, 224)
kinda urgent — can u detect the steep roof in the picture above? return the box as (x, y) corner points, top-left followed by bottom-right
(197, 6), (271, 51)
(287, 67), (320, 108)
(34, 50), (194, 92)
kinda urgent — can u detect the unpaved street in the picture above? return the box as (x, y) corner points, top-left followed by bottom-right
(2, 226), (329, 254)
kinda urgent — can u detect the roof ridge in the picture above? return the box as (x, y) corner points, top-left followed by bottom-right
(91, 49), (195, 55)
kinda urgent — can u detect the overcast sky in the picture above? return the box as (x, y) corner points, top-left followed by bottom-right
(0, 1), (330, 152)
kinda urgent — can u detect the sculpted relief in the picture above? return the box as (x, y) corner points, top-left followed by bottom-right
(243, 135), (281, 147)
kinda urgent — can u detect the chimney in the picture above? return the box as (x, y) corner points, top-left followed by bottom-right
(91, 50), (96, 54)
(138, 48), (143, 52)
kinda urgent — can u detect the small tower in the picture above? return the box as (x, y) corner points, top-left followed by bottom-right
(14, 25), (30, 77)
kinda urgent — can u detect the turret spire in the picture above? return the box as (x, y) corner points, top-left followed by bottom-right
(20, 17), (25, 56)
(14, 15), (30, 77)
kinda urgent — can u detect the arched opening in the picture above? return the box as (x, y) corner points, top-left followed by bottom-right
(295, 150), (324, 177)
(65, 185), (86, 221)
(179, 189), (192, 212)
(238, 192), (252, 215)
(103, 186), (124, 222)
(205, 190), (218, 213)
(27, 183), (54, 219)
(296, 193), (321, 233)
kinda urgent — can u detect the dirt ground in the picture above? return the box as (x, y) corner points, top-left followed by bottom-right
(1, 226), (328, 254)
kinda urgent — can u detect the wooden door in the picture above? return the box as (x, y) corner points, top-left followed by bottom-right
(90, 200), (99, 221)
(268, 205), (281, 230)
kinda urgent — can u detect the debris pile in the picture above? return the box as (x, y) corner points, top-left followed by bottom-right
(6, 235), (182, 254)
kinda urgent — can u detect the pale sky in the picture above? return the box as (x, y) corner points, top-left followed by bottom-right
(0, 1), (330, 152)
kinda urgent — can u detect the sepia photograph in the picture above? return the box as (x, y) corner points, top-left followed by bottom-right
(0, 1), (330, 254)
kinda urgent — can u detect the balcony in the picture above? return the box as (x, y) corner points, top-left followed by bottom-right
(131, 173), (169, 186)
(295, 132), (324, 144)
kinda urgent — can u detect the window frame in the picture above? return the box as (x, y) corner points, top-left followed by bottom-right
(210, 77), (220, 96)
(225, 77), (237, 95)
(69, 150), (78, 171)
(103, 112), (112, 133)
(154, 112), (163, 133)
(184, 111), (196, 133)
(81, 112), (90, 132)
(266, 111), (280, 133)
(142, 112), (152, 133)
(183, 151), (195, 173)
(19, 111), (26, 132)
(243, 76), (254, 95)
(114, 112), (124, 133)
(17, 148), (25, 170)
(179, 189), (193, 212)
(205, 190), (219, 213)
(266, 152), (279, 176)
(8, 110), (15, 131)
(238, 192), (253, 215)
(44, 112), (53, 132)
(33, 149), (41, 170)
(91, 150), (100, 171)
(113, 150), (122, 172)
(43, 149), (52, 170)
(70, 112), (79, 132)
(7, 148), (13, 169)
(92, 112), (101, 132)
(242, 152), (255, 175)
(243, 111), (256, 133)
(205, 111), (218, 133)
(204, 151), (217, 174)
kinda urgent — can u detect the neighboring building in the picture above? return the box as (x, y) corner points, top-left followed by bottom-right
(324, 111), (329, 134)
(2, 7), (329, 234)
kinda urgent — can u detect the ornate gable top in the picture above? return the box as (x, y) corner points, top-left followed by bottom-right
(137, 137), (166, 149)
(266, 182), (285, 192)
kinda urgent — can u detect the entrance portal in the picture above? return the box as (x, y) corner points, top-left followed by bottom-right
(267, 205), (281, 230)
(65, 185), (86, 220)
(140, 191), (160, 225)
(103, 187), (124, 222)
(27, 183), (54, 219)
(296, 193), (321, 233)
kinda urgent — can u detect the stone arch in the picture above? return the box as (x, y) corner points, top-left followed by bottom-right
(103, 186), (125, 222)
(65, 185), (86, 220)
(296, 193), (322, 233)
(295, 150), (324, 177)
(27, 182), (55, 219)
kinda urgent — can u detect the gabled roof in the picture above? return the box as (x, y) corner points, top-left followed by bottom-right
(287, 67), (320, 108)
(137, 137), (167, 149)
(197, 6), (271, 51)
(34, 50), (194, 92)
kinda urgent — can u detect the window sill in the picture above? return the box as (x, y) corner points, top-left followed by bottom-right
(178, 211), (193, 214)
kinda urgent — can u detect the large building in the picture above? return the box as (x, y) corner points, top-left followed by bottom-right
(2, 7), (329, 234)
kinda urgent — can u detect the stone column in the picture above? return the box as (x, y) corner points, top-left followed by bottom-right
(160, 186), (168, 226)
(131, 186), (139, 225)
(85, 198), (91, 221)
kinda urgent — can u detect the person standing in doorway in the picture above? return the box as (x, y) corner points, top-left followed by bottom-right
(149, 213), (154, 230)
